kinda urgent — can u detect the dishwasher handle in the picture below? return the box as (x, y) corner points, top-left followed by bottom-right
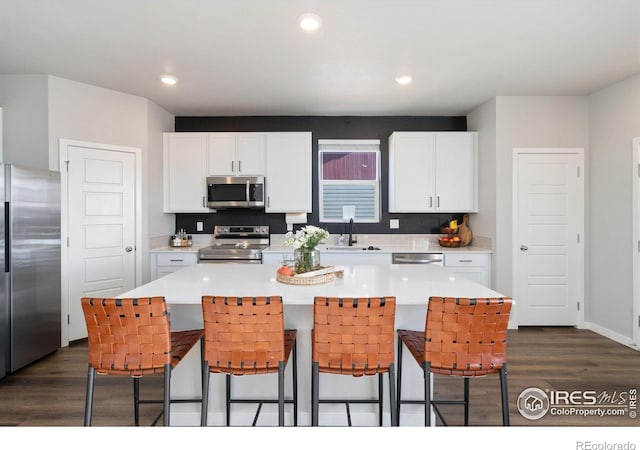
(392, 253), (444, 265)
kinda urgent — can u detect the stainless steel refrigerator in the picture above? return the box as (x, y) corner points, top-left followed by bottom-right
(0, 164), (61, 379)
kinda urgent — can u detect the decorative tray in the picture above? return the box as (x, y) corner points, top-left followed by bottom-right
(276, 266), (344, 285)
(170, 240), (193, 247)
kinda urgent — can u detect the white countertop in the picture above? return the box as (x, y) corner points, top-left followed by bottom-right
(263, 244), (491, 254)
(120, 263), (505, 305)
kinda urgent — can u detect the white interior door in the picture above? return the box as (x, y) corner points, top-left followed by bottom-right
(514, 149), (584, 326)
(633, 137), (640, 348)
(61, 140), (138, 342)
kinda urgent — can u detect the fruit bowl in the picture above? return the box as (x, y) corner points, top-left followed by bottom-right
(439, 237), (462, 248)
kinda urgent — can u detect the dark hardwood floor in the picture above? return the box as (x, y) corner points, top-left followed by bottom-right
(1, 327), (639, 427)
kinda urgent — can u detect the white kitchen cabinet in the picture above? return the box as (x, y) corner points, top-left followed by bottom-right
(163, 133), (209, 212)
(443, 252), (491, 288)
(150, 252), (198, 280)
(388, 131), (477, 213)
(207, 132), (265, 175)
(265, 132), (312, 213)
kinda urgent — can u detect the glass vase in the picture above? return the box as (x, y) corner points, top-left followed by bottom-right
(294, 248), (320, 274)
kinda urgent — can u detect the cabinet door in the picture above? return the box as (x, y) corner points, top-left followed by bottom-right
(388, 132), (435, 212)
(265, 132), (312, 212)
(207, 133), (236, 175)
(164, 133), (208, 212)
(434, 132), (477, 212)
(443, 253), (490, 287)
(236, 133), (265, 175)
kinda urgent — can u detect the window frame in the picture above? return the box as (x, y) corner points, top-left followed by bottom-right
(318, 139), (381, 223)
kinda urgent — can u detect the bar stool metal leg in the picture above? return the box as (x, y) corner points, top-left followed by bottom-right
(292, 340), (298, 426)
(201, 361), (210, 426)
(311, 361), (319, 426)
(378, 373), (383, 426)
(396, 336), (403, 422)
(388, 363), (397, 426)
(423, 362), (431, 427)
(84, 365), (95, 426)
(133, 377), (140, 426)
(500, 364), (510, 426)
(163, 364), (171, 426)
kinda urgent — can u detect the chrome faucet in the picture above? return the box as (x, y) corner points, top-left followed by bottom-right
(348, 218), (357, 246)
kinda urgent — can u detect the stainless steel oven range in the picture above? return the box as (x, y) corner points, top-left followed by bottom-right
(198, 225), (269, 264)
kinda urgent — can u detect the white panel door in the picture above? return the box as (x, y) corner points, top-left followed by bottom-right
(515, 151), (583, 326)
(207, 133), (236, 175)
(67, 145), (136, 340)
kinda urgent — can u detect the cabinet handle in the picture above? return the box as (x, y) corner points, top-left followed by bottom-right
(238, 160), (242, 172)
(170, 259), (184, 262)
(459, 259), (473, 263)
(267, 196), (270, 208)
(437, 196), (440, 208)
(231, 161), (234, 172)
(202, 196), (206, 207)
(429, 196), (433, 208)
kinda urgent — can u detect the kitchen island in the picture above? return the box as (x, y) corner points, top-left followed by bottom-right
(119, 263), (508, 426)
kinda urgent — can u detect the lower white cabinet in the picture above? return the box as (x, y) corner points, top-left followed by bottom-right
(150, 252), (198, 280)
(443, 253), (491, 288)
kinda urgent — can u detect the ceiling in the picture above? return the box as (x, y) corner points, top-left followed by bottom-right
(1, 0), (639, 117)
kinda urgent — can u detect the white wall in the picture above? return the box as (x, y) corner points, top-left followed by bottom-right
(0, 75), (49, 169)
(467, 98), (497, 287)
(47, 76), (175, 283)
(47, 76), (148, 171)
(493, 96), (590, 301)
(468, 96), (590, 322)
(144, 100), (175, 282)
(588, 73), (640, 339)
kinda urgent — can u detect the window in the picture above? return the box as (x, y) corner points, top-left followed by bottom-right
(318, 139), (381, 223)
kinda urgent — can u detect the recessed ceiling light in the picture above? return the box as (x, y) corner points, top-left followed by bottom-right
(299, 13), (322, 32)
(160, 75), (178, 86)
(395, 75), (413, 85)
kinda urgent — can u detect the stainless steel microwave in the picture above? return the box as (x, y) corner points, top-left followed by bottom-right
(206, 176), (265, 209)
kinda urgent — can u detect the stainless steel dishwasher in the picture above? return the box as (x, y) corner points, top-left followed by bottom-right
(391, 252), (444, 266)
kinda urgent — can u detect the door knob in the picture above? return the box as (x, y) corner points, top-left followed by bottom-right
(125, 246), (133, 252)
(520, 245), (528, 251)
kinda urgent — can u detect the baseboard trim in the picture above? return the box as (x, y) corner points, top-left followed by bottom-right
(583, 321), (637, 350)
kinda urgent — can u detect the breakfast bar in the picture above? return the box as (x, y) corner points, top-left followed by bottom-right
(119, 263), (508, 426)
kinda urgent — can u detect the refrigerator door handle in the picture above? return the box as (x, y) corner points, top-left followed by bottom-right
(4, 202), (9, 273)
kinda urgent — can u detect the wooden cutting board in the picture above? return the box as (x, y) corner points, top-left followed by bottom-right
(458, 214), (473, 246)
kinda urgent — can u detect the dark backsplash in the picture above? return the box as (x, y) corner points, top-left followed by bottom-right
(174, 115), (469, 235)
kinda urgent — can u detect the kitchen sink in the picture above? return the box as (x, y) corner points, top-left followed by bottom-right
(323, 245), (382, 251)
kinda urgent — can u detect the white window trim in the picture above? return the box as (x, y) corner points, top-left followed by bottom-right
(318, 139), (381, 223)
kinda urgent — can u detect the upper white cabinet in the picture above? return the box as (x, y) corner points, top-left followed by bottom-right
(163, 133), (209, 213)
(265, 132), (312, 213)
(164, 131), (312, 213)
(388, 131), (478, 213)
(207, 132), (265, 176)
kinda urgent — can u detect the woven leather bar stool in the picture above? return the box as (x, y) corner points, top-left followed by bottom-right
(81, 296), (204, 426)
(312, 296), (397, 426)
(200, 295), (297, 426)
(397, 296), (512, 426)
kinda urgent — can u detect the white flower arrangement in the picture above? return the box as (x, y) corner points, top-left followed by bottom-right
(284, 225), (329, 250)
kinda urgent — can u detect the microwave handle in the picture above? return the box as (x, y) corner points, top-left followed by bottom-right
(246, 180), (250, 207)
